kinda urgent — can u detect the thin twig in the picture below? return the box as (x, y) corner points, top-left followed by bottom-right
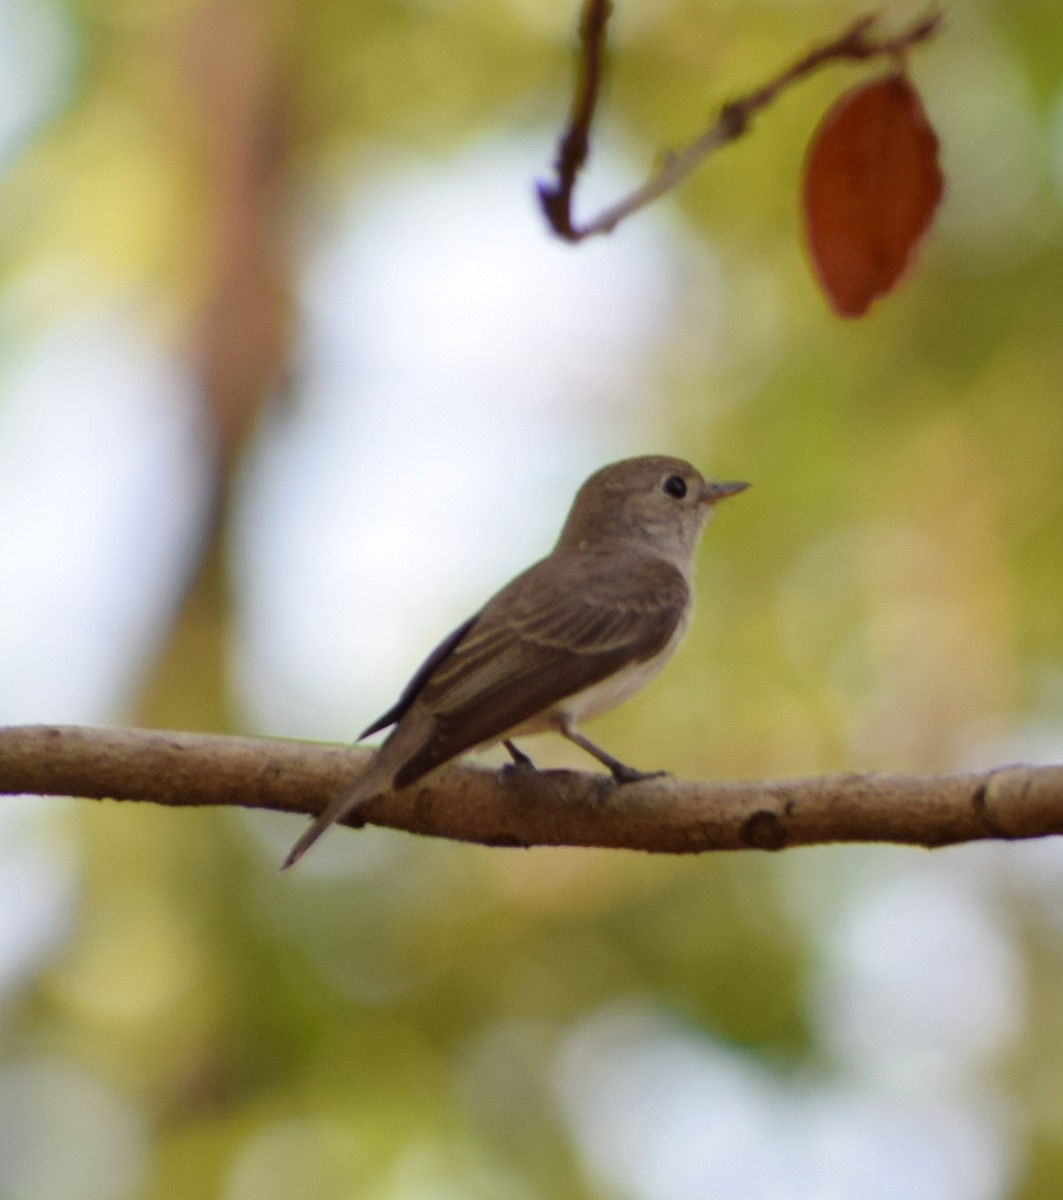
(540, 8), (943, 242)
(1, 724), (1061, 856)
(538, 0), (612, 239)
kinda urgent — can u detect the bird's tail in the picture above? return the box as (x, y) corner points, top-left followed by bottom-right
(281, 756), (393, 870)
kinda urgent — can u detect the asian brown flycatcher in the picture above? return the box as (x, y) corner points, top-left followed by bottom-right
(283, 455), (748, 867)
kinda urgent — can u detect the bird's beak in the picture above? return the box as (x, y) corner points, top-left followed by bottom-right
(699, 480), (750, 506)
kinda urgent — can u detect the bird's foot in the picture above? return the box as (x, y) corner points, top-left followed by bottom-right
(609, 764), (670, 785)
(497, 761), (536, 784)
(498, 739), (539, 785)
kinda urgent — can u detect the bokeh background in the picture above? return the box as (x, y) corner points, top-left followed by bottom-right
(1, 0), (1062, 1197)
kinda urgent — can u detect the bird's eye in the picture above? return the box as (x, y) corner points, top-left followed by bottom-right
(662, 474), (687, 499)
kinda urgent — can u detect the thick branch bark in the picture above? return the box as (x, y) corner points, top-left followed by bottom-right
(1, 725), (1061, 855)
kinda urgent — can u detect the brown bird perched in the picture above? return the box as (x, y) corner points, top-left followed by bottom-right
(283, 455), (748, 867)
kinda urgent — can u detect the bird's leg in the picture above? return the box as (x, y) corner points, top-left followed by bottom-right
(503, 740), (536, 769)
(559, 724), (665, 784)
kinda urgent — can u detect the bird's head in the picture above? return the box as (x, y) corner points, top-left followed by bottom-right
(556, 455), (749, 565)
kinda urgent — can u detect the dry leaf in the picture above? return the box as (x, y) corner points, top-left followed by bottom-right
(803, 72), (943, 318)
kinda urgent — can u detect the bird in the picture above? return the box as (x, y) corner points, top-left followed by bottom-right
(283, 455), (748, 868)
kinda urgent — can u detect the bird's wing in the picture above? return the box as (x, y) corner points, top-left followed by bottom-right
(359, 613), (479, 739)
(392, 552), (689, 787)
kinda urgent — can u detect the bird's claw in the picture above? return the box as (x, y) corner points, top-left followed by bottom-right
(497, 759), (538, 785)
(610, 765), (670, 785)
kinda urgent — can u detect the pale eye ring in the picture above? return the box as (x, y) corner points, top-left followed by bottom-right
(662, 474), (687, 499)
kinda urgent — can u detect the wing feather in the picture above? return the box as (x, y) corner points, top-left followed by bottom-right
(392, 551), (688, 786)
(358, 613), (479, 739)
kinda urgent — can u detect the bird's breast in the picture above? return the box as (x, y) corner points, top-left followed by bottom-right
(559, 624), (685, 723)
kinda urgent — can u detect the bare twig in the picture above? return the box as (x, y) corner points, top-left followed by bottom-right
(539, 8), (943, 242)
(538, 0), (612, 240)
(1, 724), (1061, 856)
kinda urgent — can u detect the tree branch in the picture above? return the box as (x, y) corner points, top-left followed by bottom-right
(539, 7), (943, 242)
(1, 724), (1061, 855)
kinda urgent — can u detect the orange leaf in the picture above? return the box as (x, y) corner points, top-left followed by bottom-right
(803, 72), (943, 318)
